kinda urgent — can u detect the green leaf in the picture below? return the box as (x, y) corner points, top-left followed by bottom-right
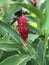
(0, 39), (27, 53)
(0, 54), (31, 65)
(27, 43), (37, 59)
(0, 39), (14, 44)
(26, 43), (40, 65)
(0, 44), (17, 51)
(16, 0), (24, 2)
(0, 21), (22, 43)
(15, 2), (45, 23)
(44, 0), (49, 35)
(26, 14), (38, 23)
(16, 0), (32, 4)
(0, 38), (23, 52)
(27, 58), (38, 65)
(28, 34), (39, 42)
(28, 24), (40, 34)
(46, 54), (49, 59)
(3, 4), (21, 23)
(46, 54), (49, 65)
(0, 44), (22, 52)
(0, 50), (3, 59)
(40, 1), (46, 12)
(37, 40), (44, 65)
(0, 0), (11, 6)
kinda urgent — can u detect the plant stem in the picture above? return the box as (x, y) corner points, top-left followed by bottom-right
(43, 35), (48, 65)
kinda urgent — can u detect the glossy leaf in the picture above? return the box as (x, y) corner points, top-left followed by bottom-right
(37, 40), (44, 65)
(26, 43), (40, 65)
(28, 34), (39, 42)
(15, 2), (45, 23)
(3, 4), (21, 23)
(0, 54), (31, 65)
(44, 0), (49, 35)
(0, 38), (22, 52)
(27, 24), (40, 34)
(0, 39), (14, 44)
(0, 21), (22, 43)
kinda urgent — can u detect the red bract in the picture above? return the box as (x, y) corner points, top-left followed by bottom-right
(18, 14), (29, 46)
(18, 14), (27, 27)
(32, 0), (37, 7)
(18, 27), (29, 41)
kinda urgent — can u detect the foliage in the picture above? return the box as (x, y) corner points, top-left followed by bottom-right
(0, 0), (49, 65)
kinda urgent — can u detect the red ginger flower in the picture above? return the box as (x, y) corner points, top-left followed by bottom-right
(18, 14), (29, 46)
(32, 0), (37, 7)
(18, 14), (27, 27)
(18, 27), (29, 41)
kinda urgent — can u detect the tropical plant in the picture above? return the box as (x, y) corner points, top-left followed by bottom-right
(0, 0), (49, 65)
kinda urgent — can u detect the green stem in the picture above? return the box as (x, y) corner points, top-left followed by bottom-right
(0, 50), (3, 59)
(43, 35), (48, 65)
